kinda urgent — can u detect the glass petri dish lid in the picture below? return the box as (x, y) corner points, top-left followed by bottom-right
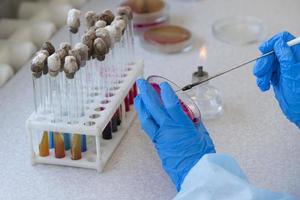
(212, 16), (265, 46)
(147, 75), (201, 125)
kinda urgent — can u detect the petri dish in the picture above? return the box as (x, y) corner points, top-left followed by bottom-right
(122, 0), (169, 32)
(147, 75), (201, 125)
(212, 16), (265, 46)
(142, 25), (192, 53)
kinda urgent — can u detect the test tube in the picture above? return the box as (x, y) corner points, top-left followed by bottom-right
(31, 74), (42, 116)
(81, 32), (95, 102)
(42, 42), (57, 149)
(117, 6), (135, 64)
(74, 44), (90, 152)
(50, 73), (66, 156)
(31, 51), (51, 156)
(58, 45), (72, 150)
(52, 77), (67, 158)
(48, 52), (66, 158)
(76, 43), (89, 114)
(127, 10), (135, 64)
(41, 42), (56, 113)
(64, 55), (82, 159)
(31, 51), (49, 116)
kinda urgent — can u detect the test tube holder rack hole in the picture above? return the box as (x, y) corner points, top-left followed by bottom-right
(26, 60), (144, 172)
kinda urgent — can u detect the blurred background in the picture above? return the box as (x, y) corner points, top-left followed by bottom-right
(0, 0), (87, 87)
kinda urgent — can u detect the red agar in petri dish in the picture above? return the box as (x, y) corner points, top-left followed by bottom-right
(150, 82), (198, 124)
(143, 25), (192, 53)
(144, 25), (191, 45)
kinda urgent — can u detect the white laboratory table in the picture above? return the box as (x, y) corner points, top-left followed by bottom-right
(0, 0), (299, 199)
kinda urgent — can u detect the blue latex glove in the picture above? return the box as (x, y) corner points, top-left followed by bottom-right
(253, 31), (300, 128)
(134, 79), (215, 191)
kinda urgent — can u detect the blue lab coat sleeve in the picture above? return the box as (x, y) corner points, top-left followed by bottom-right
(173, 153), (297, 200)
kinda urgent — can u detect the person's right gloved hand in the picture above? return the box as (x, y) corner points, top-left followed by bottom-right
(253, 31), (300, 128)
(134, 79), (215, 191)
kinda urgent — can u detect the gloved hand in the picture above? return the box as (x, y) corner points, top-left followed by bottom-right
(134, 79), (215, 191)
(253, 31), (300, 128)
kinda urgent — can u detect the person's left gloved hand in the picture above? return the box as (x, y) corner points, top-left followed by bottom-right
(134, 79), (215, 191)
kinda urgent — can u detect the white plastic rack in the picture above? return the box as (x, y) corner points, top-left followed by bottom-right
(26, 60), (144, 172)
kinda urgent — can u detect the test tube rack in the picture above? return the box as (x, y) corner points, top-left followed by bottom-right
(26, 60), (143, 172)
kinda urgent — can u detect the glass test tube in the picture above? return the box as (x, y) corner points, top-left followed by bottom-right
(32, 76), (42, 116)
(33, 74), (50, 156)
(100, 50), (113, 139)
(51, 75), (66, 158)
(59, 72), (71, 150)
(77, 67), (87, 152)
(126, 18), (135, 64)
(114, 40), (124, 128)
(66, 75), (82, 160)
(110, 46), (119, 133)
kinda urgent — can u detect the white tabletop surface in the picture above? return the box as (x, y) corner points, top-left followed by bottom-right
(0, 0), (300, 199)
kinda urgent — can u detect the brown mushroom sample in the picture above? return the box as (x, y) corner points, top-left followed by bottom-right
(60, 42), (72, 53)
(94, 38), (108, 61)
(99, 9), (115, 25)
(113, 25), (123, 42)
(37, 50), (50, 57)
(74, 43), (89, 65)
(105, 25), (117, 46)
(57, 49), (68, 71)
(88, 26), (97, 32)
(57, 43), (70, 71)
(67, 9), (81, 33)
(69, 49), (82, 69)
(95, 28), (111, 50)
(113, 19), (127, 36)
(64, 56), (78, 79)
(31, 52), (48, 78)
(36, 50), (50, 75)
(115, 15), (129, 25)
(117, 6), (133, 20)
(95, 20), (107, 29)
(41, 42), (55, 55)
(48, 53), (61, 77)
(81, 34), (94, 58)
(85, 11), (97, 28)
(85, 29), (97, 41)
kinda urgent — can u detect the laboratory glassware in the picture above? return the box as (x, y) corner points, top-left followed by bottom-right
(147, 75), (201, 125)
